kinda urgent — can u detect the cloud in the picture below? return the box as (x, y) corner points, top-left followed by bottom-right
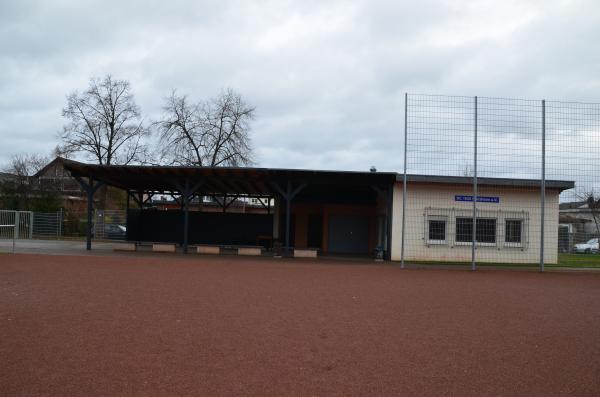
(1, 0), (599, 190)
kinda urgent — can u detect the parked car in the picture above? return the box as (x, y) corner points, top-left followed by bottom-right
(104, 224), (127, 240)
(573, 238), (599, 254)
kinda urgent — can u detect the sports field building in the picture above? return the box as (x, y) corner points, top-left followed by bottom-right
(63, 159), (573, 264)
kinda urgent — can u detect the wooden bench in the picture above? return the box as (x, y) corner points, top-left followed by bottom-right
(294, 248), (318, 258)
(113, 242), (137, 252)
(152, 243), (176, 253)
(197, 245), (220, 255)
(237, 246), (262, 256)
(195, 244), (263, 256)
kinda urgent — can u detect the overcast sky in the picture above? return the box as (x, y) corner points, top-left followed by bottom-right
(1, 0), (599, 174)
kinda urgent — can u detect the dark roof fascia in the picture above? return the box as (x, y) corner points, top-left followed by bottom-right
(398, 174), (574, 191)
(61, 158), (575, 192)
(61, 158), (398, 190)
(62, 159), (398, 179)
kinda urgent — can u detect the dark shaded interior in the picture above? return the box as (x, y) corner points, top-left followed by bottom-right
(127, 210), (273, 246)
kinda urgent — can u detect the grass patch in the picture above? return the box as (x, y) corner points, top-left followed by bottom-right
(553, 253), (600, 268)
(404, 260), (537, 268)
(406, 255), (600, 269)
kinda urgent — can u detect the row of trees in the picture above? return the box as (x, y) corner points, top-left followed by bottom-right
(59, 75), (256, 167)
(1, 75), (256, 211)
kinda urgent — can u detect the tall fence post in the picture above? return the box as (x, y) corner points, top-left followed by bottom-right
(57, 209), (63, 239)
(472, 96), (478, 271)
(12, 211), (16, 253)
(540, 99), (546, 272)
(28, 212), (33, 239)
(401, 93), (408, 268)
(15, 211), (20, 241)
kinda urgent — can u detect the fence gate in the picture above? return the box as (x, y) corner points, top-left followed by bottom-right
(0, 210), (34, 252)
(32, 210), (63, 238)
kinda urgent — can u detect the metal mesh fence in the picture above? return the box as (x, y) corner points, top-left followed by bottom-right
(93, 210), (127, 241)
(0, 209), (127, 243)
(406, 94), (475, 177)
(0, 210), (33, 240)
(403, 93), (600, 269)
(32, 211), (63, 238)
(0, 210), (17, 241)
(547, 101), (600, 258)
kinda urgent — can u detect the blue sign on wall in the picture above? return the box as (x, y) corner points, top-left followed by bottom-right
(454, 195), (500, 203)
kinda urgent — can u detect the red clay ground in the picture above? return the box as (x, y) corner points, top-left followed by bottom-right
(1, 253), (599, 396)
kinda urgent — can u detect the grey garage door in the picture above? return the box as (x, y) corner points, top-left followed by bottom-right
(328, 215), (369, 254)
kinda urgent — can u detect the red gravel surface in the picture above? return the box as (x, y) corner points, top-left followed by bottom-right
(1, 253), (600, 396)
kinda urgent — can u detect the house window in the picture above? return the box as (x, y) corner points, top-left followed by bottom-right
(505, 219), (522, 244)
(455, 217), (497, 244)
(428, 219), (447, 243)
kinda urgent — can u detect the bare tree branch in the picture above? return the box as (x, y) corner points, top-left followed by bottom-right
(60, 75), (149, 165)
(575, 190), (600, 238)
(156, 88), (255, 167)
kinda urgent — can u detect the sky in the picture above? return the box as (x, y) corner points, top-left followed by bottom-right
(1, 0), (600, 176)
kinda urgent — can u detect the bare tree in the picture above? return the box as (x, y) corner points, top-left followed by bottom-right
(7, 153), (48, 177)
(206, 89), (255, 167)
(578, 191), (600, 238)
(157, 88), (255, 167)
(60, 75), (148, 165)
(52, 144), (72, 159)
(156, 92), (207, 166)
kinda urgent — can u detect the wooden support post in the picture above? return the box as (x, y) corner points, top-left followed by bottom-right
(183, 179), (190, 254)
(175, 179), (204, 254)
(285, 182), (291, 255)
(74, 176), (103, 251)
(271, 181), (306, 257)
(86, 187), (93, 250)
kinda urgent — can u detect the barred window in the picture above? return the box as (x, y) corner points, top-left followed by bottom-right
(505, 220), (522, 244)
(455, 217), (497, 244)
(428, 219), (446, 242)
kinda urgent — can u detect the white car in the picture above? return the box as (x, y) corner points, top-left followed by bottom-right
(573, 238), (599, 254)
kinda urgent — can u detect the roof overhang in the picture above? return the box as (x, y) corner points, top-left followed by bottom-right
(398, 174), (574, 192)
(61, 158), (575, 195)
(62, 159), (397, 196)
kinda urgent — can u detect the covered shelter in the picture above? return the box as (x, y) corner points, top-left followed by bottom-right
(63, 159), (397, 259)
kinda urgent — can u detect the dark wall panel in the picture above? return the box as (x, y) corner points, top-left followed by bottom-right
(127, 210), (273, 246)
